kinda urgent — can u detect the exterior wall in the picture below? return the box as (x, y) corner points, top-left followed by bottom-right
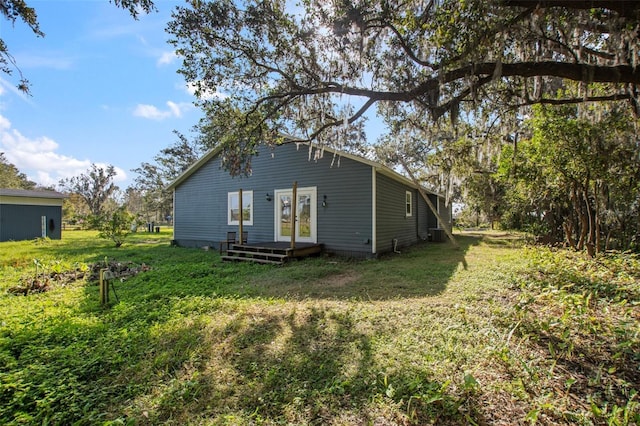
(174, 143), (375, 257)
(426, 194), (439, 229)
(0, 204), (63, 241)
(416, 192), (431, 240)
(437, 196), (453, 230)
(375, 173), (419, 253)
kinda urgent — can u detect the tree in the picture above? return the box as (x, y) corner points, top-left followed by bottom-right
(96, 206), (134, 247)
(131, 131), (200, 222)
(62, 193), (91, 227)
(167, 0), (640, 174)
(122, 187), (145, 220)
(0, 152), (35, 188)
(498, 102), (640, 253)
(59, 164), (119, 218)
(0, 0), (156, 93)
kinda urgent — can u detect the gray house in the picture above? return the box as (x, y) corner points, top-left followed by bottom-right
(168, 143), (451, 258)
(0, 188), (66, 242)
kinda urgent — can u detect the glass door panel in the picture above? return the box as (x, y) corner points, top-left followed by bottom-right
(274, 187), (317, 243)
(297, 194), (311, 239)
(278, 193), (292, 240)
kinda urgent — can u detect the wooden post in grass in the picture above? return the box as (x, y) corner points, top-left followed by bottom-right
(99, 268), (109, 305)
(291, 181), (297, 249)
(238, 188), (243, 246)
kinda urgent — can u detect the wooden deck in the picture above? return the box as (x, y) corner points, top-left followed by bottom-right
(221, 242), (324, 264)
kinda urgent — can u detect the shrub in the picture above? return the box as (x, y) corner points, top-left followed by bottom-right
(96, 207), (134, 247)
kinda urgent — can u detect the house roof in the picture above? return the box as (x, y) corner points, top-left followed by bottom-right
(166, 142), (438, 196)
(0, 188), (67, 199)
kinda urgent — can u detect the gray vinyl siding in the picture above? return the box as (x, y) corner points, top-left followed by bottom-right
(438, 196), (452, 230)
(0, 204), (62, 241)
(426, 194), (439, 229)
(416, 192), (430, 240)
(375, 173), (418, 253)
(174, 143), (374, 256)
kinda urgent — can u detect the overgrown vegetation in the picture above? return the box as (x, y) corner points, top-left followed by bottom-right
(7, 258), (90, 296)
(507, 248), (640, 424)
(0, 231), (638, 425)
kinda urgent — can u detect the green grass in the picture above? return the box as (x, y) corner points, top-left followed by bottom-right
(1, 230), (638, 425)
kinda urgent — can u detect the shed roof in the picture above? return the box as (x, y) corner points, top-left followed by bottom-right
(167, 142), (439, 196)
(0, 188), (67, 199)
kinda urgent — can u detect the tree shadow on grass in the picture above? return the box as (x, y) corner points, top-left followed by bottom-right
(2, 295), (495, 425)
(132, 305), (487, 425)
(245, 234), (482, 301)
(74, 234), (483, 305)
(1, 232), (505, 424)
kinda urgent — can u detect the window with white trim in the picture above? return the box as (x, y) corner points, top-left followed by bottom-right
(405, 191), (413, 217)
(228, 191), (253, 225)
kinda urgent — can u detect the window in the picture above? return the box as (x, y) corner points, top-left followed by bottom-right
(405, 191), (413, 217)
(228, 191), (253, 225)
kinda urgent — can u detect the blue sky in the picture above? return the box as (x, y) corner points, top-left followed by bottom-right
(0, 0), (199, 189)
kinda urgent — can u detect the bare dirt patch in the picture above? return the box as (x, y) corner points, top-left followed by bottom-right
(312, 271), (362, 288)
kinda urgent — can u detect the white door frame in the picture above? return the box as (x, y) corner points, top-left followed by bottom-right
(274, 186), (317, 243)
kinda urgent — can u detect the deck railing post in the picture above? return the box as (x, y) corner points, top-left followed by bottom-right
(291, 181), (297, 249)
(238, 188), (243, 246)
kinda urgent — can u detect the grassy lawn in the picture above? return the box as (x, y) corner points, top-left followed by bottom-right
(1, 230), (638, 425)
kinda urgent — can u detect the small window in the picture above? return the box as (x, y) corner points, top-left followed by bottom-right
(228, 191), (253, 225)
(405, 191), (413, 217)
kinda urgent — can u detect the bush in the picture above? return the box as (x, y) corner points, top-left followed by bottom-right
(96, 207), (134, 247)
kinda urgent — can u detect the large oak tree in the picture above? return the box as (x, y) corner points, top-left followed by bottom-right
(131, 131), (201, 221)
(167, 0), (640, 173)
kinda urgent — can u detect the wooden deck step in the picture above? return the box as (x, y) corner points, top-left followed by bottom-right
(228, 249), (287, 260)
(221, 255), (283, 265)
(222, 248), (288, 265)
(221, 242), (323, 265)
(230, 247), (289, 256)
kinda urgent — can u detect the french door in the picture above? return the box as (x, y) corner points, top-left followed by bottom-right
(274, 187), (317, 243)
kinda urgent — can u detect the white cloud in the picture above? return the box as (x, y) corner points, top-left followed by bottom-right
(15, 52), (73, 70)
(0, 114), (127, 187)
(132, 104), (168, 120)
(133, 101), (192, 120)
(95, 162), (128, 184)
(166, 101), (182, 117)
(157, 51), (177, 66)
(0, 115), (10, 130)
(0, 77), (35, 105)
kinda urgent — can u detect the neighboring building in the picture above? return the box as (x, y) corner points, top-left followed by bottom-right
(0, 189), (66, 242)
(168, 143), (452, 258)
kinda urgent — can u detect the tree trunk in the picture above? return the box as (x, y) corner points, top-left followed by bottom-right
(563, 220), (576, 249)
(583, 178), (596, 257)
(594, 180), (601, 255)
(571, 183), (588, 250)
